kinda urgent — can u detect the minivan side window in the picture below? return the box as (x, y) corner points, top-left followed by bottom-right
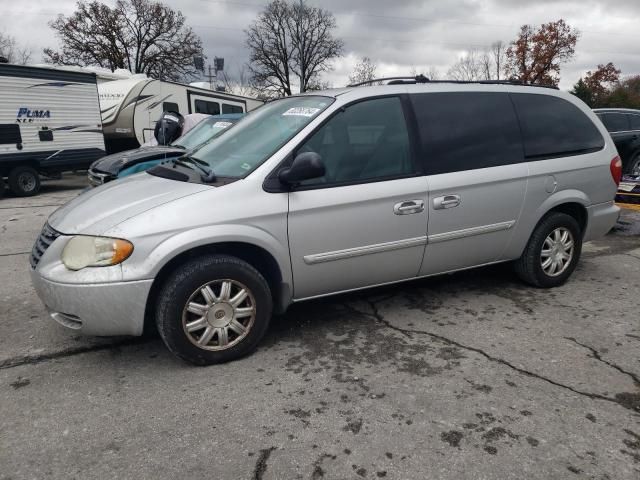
(297, 96), (413, 186)
(411, 92), (523, 175)
(512, 94), (604, 159)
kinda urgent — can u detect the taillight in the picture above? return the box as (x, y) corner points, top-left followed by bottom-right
(610, 156), (622, 186)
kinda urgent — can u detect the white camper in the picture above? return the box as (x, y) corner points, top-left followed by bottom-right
(0, 64), (106, 197)
(99, 78), (263, 153)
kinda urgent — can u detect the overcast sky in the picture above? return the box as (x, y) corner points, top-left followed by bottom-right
(2, 0), (640, 90)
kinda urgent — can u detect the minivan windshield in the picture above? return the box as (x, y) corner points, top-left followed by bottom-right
(188, 96), (334, 178)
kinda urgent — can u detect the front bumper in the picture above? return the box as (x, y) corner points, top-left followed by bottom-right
(30, 269), (153, 336)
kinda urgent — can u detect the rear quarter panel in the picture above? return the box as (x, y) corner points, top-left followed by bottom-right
(504, 95), (619, 259)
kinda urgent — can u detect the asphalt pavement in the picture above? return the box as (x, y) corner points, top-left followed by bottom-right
(1, 174), (639, 480)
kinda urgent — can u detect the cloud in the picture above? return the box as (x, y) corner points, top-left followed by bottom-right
(1, 0), (640, 90)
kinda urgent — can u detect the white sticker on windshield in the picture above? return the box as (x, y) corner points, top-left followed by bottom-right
(213, 121), (233, 128)
(241, 163), (251, 170)
(282, 107), (321, 117)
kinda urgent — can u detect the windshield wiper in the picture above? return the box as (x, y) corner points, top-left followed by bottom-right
(171, 156), (216, 182)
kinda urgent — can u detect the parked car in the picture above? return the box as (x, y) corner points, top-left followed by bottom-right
(87, 113), (243, 186)
(30, 79), (620, 365)
(594, 108), (640, 175)
(616, 175), (640, 208)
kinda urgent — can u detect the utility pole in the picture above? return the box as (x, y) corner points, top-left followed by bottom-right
(203, 58), (224, 90)
(204, 65), (215, 90)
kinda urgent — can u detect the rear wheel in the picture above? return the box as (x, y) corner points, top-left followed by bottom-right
(155, 254), (272, 365)
(0, 177), (5, 199)
(515, 212), (582, 288)
(8, 166), (40, 197)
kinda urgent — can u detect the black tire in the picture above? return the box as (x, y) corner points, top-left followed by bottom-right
(8, 166), (40, 197)
(0, 177), (5, 199)
(514, 212), (582, 288)
(155, 254), (272, 365)
(624, 153), (640, 176)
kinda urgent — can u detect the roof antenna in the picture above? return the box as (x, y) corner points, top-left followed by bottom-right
(415, 74), (429, 83)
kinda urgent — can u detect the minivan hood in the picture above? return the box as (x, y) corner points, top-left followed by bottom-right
(90, 146), (185, 175)
(48, 173), (210, 235)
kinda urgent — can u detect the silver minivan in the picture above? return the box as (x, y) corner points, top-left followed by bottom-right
(30, 80), (621, 365)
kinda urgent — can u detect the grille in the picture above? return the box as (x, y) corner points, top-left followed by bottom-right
(30, 223), (60, 269)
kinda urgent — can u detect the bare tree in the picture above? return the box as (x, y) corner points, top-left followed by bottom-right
(245, 1), (295, 96)
(246, 0), (343, 96)
(410, 65), (440, 80)
(447, 49), (485, 81)
(0, 31), (32, 64)
(490, 41), (506, 80)
(218, 65), (257, 97)
(348, 56), (377, 85)
(44, 0), (203, 81)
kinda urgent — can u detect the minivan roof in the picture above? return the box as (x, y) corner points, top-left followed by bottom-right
(297, 81), (571, 102)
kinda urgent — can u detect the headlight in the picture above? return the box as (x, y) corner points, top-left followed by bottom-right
(61, 236), (134, 271)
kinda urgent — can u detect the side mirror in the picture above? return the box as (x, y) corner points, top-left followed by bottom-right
(278, 152), (325, 185)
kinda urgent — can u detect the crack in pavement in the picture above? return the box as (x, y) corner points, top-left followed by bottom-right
(342, 298), (639, 413)
(0, 338), (151, 370)
(0, 251), (30, 257)
(252, 446), (276, 480)
(565, 336), (640, 386)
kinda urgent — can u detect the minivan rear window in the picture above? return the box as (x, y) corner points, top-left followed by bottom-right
(411, 92), (523, 174)
(512, 94), (604, 159)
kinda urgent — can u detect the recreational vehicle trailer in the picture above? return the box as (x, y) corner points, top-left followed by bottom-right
(0, 64), (106, 197)
(99, 78), (263, 153)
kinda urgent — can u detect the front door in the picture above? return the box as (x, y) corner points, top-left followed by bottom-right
(287, 96), (428, 299)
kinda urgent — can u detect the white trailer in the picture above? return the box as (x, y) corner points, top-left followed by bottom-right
(99, 78), (264, 153)
(0, 64), (106, 197)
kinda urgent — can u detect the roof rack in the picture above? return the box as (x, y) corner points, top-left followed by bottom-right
(347, 75), (559, 90)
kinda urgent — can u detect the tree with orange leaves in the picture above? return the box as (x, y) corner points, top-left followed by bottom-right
(571, 63), (621, 107)
(505, 19), (579, 86)
(585, 63), (621, 106)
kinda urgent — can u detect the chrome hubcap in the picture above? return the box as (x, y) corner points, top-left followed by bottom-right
(540, 227), (574, 277)
(632, 159), (640, 176)
(182, 279), (255, 351)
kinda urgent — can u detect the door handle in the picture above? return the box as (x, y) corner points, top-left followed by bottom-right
(433, 194), (461, 210)
(394, 199), (425, 215)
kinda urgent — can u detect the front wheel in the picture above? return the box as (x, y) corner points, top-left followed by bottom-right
(8, 166), (40, 197)
(514, 212), (582, 288)
(155, 254), (272, 365)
